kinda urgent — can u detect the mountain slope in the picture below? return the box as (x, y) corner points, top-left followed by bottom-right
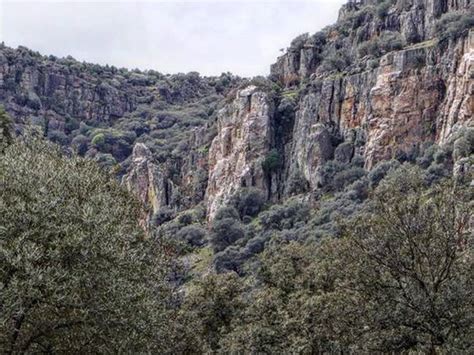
(1, 0), (472, 223)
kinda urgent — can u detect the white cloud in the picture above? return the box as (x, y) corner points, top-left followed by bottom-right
(1, 0), (346, 76)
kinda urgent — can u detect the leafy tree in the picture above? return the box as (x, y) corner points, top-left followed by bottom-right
(209, 218), (245, 253)
(180, 273), (245, 352)
(434, 8), (474, 40)
(219, 166), (473, 353)
(214, 206), (240, 221)
(262, 149), (282, 174)
(230, 187), (266, 218)
(337, 166), (473, 352)
(176, 225), (206, 247)
(0, 138), (176, 353)
(91, 132), (105, 149)
(0, 106), (13, 152)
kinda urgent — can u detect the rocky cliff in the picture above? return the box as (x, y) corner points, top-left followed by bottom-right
(204, 0), (473, 215)
(1, 0), (472, 224)
(0, 45), (240, 218)
(206, 86), (275, 219)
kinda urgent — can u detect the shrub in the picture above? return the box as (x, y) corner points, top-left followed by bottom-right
(262, 149), (282, 174)
(358, 38), (382, 57)
(319, 47), (351, 73)
(379, 31), (404, 52)
(424, 163), (450, 184)
(453, 128), (474, 159)
(26, 91), (41, 110)
(151, 207), (175, 226)
(91, 132), (106, 148)
(289, 33), (309, 51)
(94, 153), (117, 170)
(434, 8), (474, 40)
(367, 159), (400, 188)
(285, 171), (309, 195)
(71, 134), (89, 155)
(47, 129), (69, 146)
(259, 200), (310, 231)
(358, 32), (404, 58)
(231, 188), (266, 218)
(177, 225), (207, 247)
(214, 206), (240, 221)
(210, 218), (245, 253)
(213, 247), (244, 273)
(376, 0), (393, 19)
(178, 212), (194, 226)
(333, 166), (366, 191)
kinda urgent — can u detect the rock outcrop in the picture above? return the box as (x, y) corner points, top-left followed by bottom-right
(206, 86), (274, 219)
(122, 143), (169, 226)
(283, 30), (473, 194)
(123, 125), (212, 224)
(1, 0), (472, 224)
(203, 0), (473, 210)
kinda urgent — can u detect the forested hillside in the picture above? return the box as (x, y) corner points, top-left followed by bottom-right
(1, 0), (473, 353)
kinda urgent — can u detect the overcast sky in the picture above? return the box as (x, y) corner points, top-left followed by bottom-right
(0, 0), (345, 76)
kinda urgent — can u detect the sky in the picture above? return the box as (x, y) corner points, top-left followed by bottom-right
(0, 0), (346, 77)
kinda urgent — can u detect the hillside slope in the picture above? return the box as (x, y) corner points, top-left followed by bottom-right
(1, 0), (472, 224)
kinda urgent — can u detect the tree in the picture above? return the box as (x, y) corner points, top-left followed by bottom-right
(0, 106), (13, 152)
(231, 187), (266, 219)
(209, 218), (245, 253)
(220, 165), (473, 353)
(180, 273), (245, 353)
(338, 166), (473, 352)
(0, 138), (176, 353)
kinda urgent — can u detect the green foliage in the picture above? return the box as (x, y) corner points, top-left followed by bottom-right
(318, 158), (367, 192)
(367, 159), (400, 188)
(47, 129), (69, 146)
(376, 0), (394, 19)
(230, 187), (266, 219)
(0, 138), (176, 352)
(209, 166), (473, 353)
(71, 134), (90, 155)
(259, 199), (310, 231)
(180, 273), (245, 352)
(335, 166), (473, 352)
(151, 207), (176, 226)
(453, 127), (474, 160)
(339, 5), (375, 34)
(358, 31), (404, 58)
(91, 132), (105, 148)
(209, 218), (245, 253)
(176, 225), (207, 248)
(0, 106), (13, 152)
(0, 44), (243, 168)
(214, 206), (240, 221)
(434, 8), (474, 40)
(262, 149), (282, 174)
(319, 47), (351, 73)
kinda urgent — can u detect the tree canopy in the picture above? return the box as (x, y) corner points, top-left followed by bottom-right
(0, 137), (176, 353)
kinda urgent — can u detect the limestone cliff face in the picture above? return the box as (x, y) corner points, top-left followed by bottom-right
(271, 0), (472, 87)
(206, 1), (473, 208)
(206, 86), (274, 219)
(1, 1), (472, 223)
(123, 125), (211, 223)
(0, 46), (142, 131)
(285, 30), (472, 195)
(122, 144), (169, 225)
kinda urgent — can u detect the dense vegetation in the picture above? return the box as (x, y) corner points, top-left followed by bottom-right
(1, 0), (473, 352)
(0, 44), (243, 174)
(0, 129), (184, 352)
(2, 107), (471, 352)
